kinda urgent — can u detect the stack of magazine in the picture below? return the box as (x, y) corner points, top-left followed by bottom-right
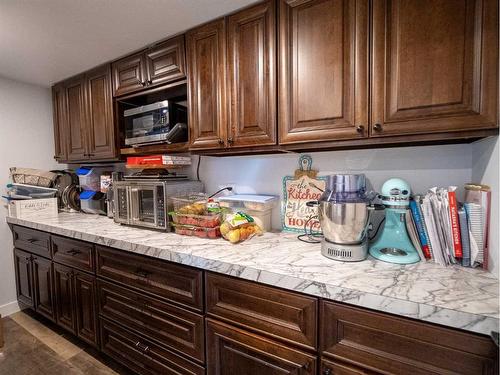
(406, 184), (491, 268)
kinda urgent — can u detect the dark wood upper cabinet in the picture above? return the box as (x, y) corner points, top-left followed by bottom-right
(279, 0), (369, 144)
(86, 65), (117, 160)
(370, 0), (499, 137)
(52, 84), (67, 161)
(206, 319), (317, 375)
(112, 51), (147, 97)
(13, 248), (34, 309)
(227, 0), (277, 147)
(32, 255), (55, 322)
(64, 74), (88, 161)
(187, 18), (228, 150)
(146, 35), (187, 87)
(112, 36), (187, 97)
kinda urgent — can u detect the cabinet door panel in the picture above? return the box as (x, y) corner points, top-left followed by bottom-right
(14, 249), (34, 308)
(112, 52), (146, 96)
(32, 256), (55, 321)
(187, 19), (227, 149)
(65, 75), (88, 161)
(207, 319), (316, 375)
(227, 0), (277, 147)
(54, 263), (76, 333)
(371, 0), (498, 136)
(74, 271), (98, 347)
(146, 36), (186, 87)
(86, 64), (116, 160)
(52, 84), (67, 162)
(279, 0), (368, 144)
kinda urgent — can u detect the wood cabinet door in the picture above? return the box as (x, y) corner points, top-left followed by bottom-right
(13, 249), (34, 309)
(371, 0), (499, 137)
(279, 0), (369, 144)
(227, 0), (277, 147)
(32, 255), (55, 322)
(74, 271), (98, 347)
(112, 51), (147, 96)
(64, 74), (88, 161)
(145, 36), (186, 87)
(53, 263), (76, 333)
(187, 18), (227, 150)
(206, 319), (316, 375)
(52, 83), (67, 162)
(86, 64), (117, 160)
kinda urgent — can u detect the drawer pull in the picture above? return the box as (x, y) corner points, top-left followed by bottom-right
(135, 269), (150, 278)
(323, 369), (331, 375)
(26, 238), (36, 243)
(66, 249), (82, 256)
(135, 341), (149, 352)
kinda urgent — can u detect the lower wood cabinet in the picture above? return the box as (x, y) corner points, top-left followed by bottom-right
(206, 319), (316, 375)
(54, 263), (98, 347)
(32, 255), (55, 321)
(321, 359), (375, 375)
(14, 249), (34, 309)
(100, 318), (205, 375)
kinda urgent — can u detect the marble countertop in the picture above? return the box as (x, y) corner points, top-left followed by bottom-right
(6, 213), (499, 336)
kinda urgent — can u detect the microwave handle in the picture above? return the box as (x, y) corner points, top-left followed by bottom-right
(130, 187), (139, 222)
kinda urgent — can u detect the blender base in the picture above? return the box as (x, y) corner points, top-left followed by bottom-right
(321, 240), (368, 262)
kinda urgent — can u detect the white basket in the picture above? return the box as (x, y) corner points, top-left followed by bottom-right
(8, 198), (58, 219)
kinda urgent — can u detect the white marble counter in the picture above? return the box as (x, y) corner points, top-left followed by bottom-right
(6, 212), (499, 336)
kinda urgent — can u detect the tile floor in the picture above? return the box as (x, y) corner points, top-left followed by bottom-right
(0, 310), (133, 375)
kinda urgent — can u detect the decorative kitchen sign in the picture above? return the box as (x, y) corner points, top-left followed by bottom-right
(282, 155), (326, 233)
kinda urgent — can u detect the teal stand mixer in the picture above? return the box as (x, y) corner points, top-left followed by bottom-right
(369, 178), (421, 264)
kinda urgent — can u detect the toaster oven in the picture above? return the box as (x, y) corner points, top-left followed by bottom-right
(113, 178), (203, 230)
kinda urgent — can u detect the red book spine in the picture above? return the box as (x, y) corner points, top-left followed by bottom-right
(448, 191), (463, 258)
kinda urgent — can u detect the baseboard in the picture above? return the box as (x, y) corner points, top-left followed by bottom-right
(0, 300), (21, 317)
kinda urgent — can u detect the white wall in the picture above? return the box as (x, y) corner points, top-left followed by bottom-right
(471, 136), (499, 277)
(0, 76), (57, 315)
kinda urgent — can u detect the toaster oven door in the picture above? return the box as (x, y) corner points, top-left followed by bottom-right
(129, 186), (159, 229)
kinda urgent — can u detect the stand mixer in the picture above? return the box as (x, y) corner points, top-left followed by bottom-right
(369, 178), (420, 264)
(307, 174), (376, 262)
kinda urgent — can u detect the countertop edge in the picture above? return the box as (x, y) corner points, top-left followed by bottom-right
(6, 216), (499, 337)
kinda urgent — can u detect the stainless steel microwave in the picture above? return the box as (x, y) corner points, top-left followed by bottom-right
(124, 100), (188, 147)
(113, 179), (203, 230)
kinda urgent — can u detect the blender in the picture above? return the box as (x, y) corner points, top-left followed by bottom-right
(307, 174), (377, 262)
(369, 178), (420, 264)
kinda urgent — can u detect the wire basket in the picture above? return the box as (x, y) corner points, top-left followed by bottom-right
(10, 167), (57, 188)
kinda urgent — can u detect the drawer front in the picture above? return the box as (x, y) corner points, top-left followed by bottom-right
(96, 246), (203, 311)
(206, 272), (317, 350)
(52, 236), (95, 273)
(206, 319), (316, 375)
(100, 318), (205, 375)
(321, 301), (498, 375)
(98, 280), (204, 362)
(321, 359), (376, 375)
(12, 225), (50, 258)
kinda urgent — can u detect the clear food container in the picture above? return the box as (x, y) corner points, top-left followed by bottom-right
(170, 212), (222, 228)
(172, 224), (221, 238)
(170, 193), (208, 215)
(218, 194), (279, 211)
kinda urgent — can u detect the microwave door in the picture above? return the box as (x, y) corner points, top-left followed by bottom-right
(130, 186), (158, 229)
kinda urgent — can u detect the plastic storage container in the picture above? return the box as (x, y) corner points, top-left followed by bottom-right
(172, 224), (221, 238)
(218, 195), (278, 231)
(80, 190), (107, 215)
(7, 183), (58, 199)
(170, 193), (208, 214)
(170, 212), (222, 228)
(76, 166), (112, 191)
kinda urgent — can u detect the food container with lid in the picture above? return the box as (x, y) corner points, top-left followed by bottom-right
(218, 194), (278, 211)
(172, 224), (221, 238)
(170, 212), (222, 228)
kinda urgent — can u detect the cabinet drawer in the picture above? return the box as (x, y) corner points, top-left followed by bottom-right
(12, 226), (50, 258)
(206, 272), (317, 350)
(100, 318), (205, 375)
(52, 236), (95, 273)
(98, 280), (204, 362)
(206, 319), (316, 375)
(321, 359), (376, 375)
(96, 246), (203, 311)
(321, 301), (498, 375)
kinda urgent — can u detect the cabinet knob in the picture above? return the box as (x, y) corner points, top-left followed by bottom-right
(147, 79), (152, 85)
(141, 81), (146, 87)
(218, 138), (224, 145)
(373, 123), (383, 132)
(356, 125), (365, 133)
(227, 138), (234, 145)
(323, 369), (332, 375)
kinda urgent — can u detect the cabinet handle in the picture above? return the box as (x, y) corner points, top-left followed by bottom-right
(24, 256), (31, 261)
(218, 138), (224, 145)
(227, 138), (234, 145)
(147, 79), (152, 85)
(323, 369), (332, 375)
(373, 123), (383, 132)
(26, 238), (36, 243)
(141, 81), (146, 87)
(88, 153), (95, 157)
(66, 249), (81, 256)
(135, 341), (149, 352)
(356, 125), (365, 133)
(135, 269), (150, 278)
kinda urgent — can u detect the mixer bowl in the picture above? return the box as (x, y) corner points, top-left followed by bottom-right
(318, 200), (371, 244)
